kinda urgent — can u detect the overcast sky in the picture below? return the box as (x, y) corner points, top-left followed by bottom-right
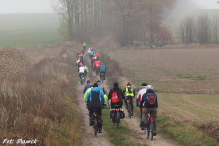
(193, 0), (219, 9)
(0, 0), (54, 14)
(0, 0), (218, 14)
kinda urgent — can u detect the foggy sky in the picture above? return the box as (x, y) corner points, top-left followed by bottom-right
(0, 0), (54, 14)
(0, 0), (218, 14)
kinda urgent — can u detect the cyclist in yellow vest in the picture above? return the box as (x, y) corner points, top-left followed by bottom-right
(122, 82), (135, 116)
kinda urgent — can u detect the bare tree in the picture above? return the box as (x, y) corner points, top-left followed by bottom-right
(212, 14), (219, 43)
(196, 14), (211, 44)
(184, 16), (195, 44)
(51, 0), (75, 41)
(177, 21), (185, 44)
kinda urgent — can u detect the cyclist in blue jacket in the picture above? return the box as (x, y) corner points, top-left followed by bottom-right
(99, 63), (106, 80)
(87, 83), (105, 133)
(140, 89), (158, 136)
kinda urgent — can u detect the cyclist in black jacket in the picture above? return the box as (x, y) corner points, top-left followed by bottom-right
(108, 82), (123, 125)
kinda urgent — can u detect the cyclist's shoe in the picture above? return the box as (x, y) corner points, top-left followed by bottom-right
(153, 131), (157, 136)
(131, 113), (134, 116)
(112, 123), (115, 126)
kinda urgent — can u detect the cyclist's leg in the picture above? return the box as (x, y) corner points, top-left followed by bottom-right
(140, 107), (142, 120)
(124, 96), (128, 108)
(140, 108), (148, 129)
(151, 108), (157, 133)
(97, 108), (102, 132)
(89, 108), (93, 126)
(111, 103), (115, 124)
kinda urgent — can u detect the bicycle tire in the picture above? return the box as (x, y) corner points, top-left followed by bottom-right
(149, 122), (154, 140)
(128, 104), (131, 118)
(94, 119), (98, 137)
(146, 125), (150, 139)
(116, 112), (120, 129)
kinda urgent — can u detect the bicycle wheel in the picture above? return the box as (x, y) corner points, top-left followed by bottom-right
(94, 119), (98, 137)
(128, 104), (131, 118)
(149, 122), (154, 140)
(116, 112), (120, 129)
(145, 126), (150, 139)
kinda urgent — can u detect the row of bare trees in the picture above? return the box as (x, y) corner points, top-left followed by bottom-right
(52, 0), (176, 46)
(177, 13), (219, 44)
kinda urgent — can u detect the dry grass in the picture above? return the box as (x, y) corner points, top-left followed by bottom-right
(0, 48), (82, 146)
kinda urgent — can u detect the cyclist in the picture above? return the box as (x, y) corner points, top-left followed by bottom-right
(123, 82), (135, 116)
(99, 63), (106, 80)
(83, 80), (91, 94)
(93, 60), (101, 74)
(140, 88), (158, 136)
(87, 83), (105, 133)
(91, 56), (96, 70)
(84, 65), (89, 77)
(83, 42), (87, 51)
(78, 65), (85, 83)
(96, 80), (106, 94)
(89, 49), (94, 60)
(84, 83), (94, 102)
(77, 49), (81, 55)
(136, 83), (148, 121)
(108, 82), (123, 125)
(94, 52), (99, 60)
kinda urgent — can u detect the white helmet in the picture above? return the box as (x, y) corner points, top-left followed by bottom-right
(147, 85), (153, 90)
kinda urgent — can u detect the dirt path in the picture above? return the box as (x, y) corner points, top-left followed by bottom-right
(77, 83), (113, 146)
(93, 38), (180, 146)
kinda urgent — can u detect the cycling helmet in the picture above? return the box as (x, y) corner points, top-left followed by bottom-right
(96, 80), (101, 83)
(90, 83), (94, 87)
(147, 85), (153, 90)
(127, 82), (131, 85)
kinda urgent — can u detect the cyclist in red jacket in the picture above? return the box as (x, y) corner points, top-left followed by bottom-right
(93, 60), (101, 74)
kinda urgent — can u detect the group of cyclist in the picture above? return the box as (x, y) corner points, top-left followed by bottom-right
(80, 42), (158, 137)
(76, 49), (89, 83)
(87, 46), (106, 81)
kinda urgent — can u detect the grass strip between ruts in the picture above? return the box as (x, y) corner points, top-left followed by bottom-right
(102, 108), (147, 146)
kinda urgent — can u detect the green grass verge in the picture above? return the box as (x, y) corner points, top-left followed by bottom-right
(156, 115), (219, 146)
(133, 98), (219, 146)
(177, 74), (209, 80)
(102, 108), (146, 146)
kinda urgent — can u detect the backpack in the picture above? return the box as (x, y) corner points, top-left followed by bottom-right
(127, 86), (133, 94)
(145, 92), (157, 106)
(111, 90), (119, 103)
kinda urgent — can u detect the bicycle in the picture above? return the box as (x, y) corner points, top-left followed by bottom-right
(95, 67), (99, 76)
(145, 111), (155, 140)
(110, 106), (124, 129)
(100, 72), (105, 83)
(127, 98), (132, 118)
(80, 73), (85, 85)
(92, 109), (102, 137)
